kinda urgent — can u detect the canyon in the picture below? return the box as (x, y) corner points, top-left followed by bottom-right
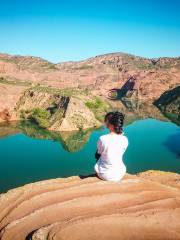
(0, 52), (180, 239)
(0, 52), (179, 129)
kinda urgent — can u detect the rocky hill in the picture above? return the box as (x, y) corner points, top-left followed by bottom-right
(0, 171), (180, 240)
(0, 52), (179, 99)
(0, 52), (179, 129)
(154, 86), (180, 125)
(15, 87), (102, 131)
(0, 53), (56, 71)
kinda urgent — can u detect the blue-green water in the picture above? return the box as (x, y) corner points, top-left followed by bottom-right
(0, 118), (180, 193)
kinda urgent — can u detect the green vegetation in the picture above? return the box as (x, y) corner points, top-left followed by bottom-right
(72, 64), (93, 70)
(159, 63), (173, 69)
(17, 85), (112, 129)
(85, 96), (111, 121)
(60, 129), (91, 152)
(136, 63), (156, 70)
(136, 61), (176, 70)
(28, 85), (90, 98)
(0, 56), (21, 64)
(154, 86), (180, 126)
(37, 62), (57, 70)
(0, 77), (32, 86)
(163, 112), (180, 126)
(20, 109), (31, 119)
(70, 114), (87, 130)
(17, 86), (93, 130)
(17, 120), (92, 152)
(18, 120), (58, 140)
(0, 55), (57, 71)
(28, 108), (51, 129)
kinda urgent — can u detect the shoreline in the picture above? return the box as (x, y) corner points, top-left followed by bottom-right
(1, 169), (180, 194)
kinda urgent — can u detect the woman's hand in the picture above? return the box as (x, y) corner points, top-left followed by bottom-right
(95, 150), (101, 161)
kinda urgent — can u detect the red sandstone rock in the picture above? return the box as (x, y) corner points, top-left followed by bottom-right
(0, 172), (180, 240)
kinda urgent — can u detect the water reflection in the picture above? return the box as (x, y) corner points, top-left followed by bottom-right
(0, 121), (20, 138)
(0, 112), (180, 192)
(60, 130), (92, 152)
(0, 102), (179, 153)
(0, 121), (95, 152)
(121, 99), (180, 126)
(160, 112), (180, 126)
(108, 83), (180, 126)
(153, 86), (180, 126)
(163, 129), (180, 158)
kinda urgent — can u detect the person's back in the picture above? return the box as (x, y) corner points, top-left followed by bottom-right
(94, 111), (128, 181)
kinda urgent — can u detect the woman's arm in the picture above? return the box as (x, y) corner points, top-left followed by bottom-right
(95, 150), (101, 161)
(95, 138), (103, 162)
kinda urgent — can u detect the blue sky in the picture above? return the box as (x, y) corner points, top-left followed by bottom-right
(0, 0), (180, 63)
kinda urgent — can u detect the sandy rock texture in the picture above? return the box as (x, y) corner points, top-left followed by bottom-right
(0, 83), (26, 122)
(14, 88), (101, 131)
(0, 52), (180, 102)
(52, 97), (100, 131)
(0, 52), (179, 127)
(0, 171), (180, 240)
(138, 170), (180, 190)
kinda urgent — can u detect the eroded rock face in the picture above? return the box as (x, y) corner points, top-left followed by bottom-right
(154, 86), (180, 113)
(57, 129), (92, 152)
(0, 171), (180, 240)
(138, 170), (180, 190)
(0, 83), (26, 122)
(0, 122), (20, 138)
(15, 88), (101, 131)
(0, 52), (179, 128)
(153, 86), (180, 125)
(0, 52), (180, 102)
(0, 109), (11, 122)
(53, 97), (100, 131)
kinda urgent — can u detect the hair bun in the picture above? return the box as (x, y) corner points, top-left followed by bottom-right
(108, 111), (124, 134)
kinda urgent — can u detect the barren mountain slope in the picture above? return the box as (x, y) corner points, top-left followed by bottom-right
(0, 52), (179, 101)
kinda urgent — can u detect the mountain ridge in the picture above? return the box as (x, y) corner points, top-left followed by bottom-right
(0, 51), (180, 65)
(0, 51), (179, 129)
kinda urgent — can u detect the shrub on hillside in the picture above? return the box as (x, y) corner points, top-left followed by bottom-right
(28, 108), (51, 128)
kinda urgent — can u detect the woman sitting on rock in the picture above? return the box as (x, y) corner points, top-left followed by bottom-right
(94, 111), (128, 181)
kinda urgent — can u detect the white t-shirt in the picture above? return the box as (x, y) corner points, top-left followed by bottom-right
(94, 132), (128, 181)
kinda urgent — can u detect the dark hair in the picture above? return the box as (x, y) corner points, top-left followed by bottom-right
(104, 112), (114, 123)
(108, 111), (124, 134)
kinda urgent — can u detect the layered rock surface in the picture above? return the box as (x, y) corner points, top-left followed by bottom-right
(0, 171), (180, 240)
(0, 52), (180, 102)
(14, 88), (101, 131)
(0, 83), (26, 122)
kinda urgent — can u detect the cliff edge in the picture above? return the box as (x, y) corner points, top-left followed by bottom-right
(0, 170), (180, 240)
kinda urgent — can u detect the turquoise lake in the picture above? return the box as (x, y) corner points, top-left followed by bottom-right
(0, 118), (180, 193)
